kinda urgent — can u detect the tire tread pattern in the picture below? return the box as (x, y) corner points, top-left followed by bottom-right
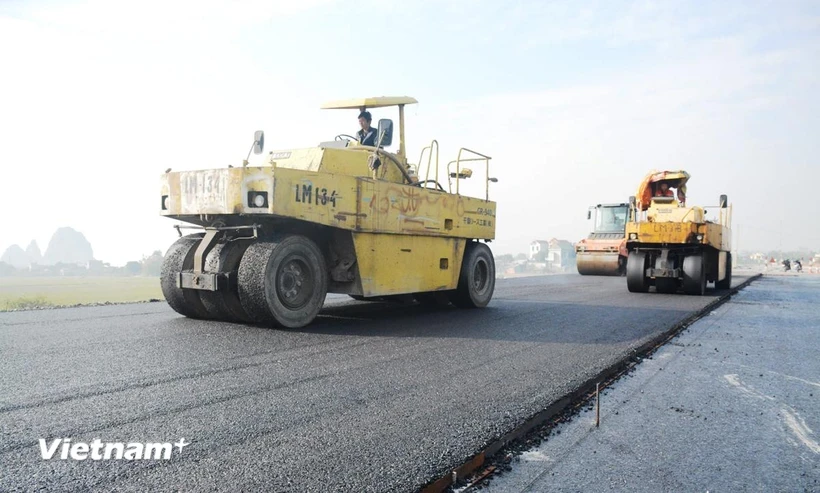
(160, 233), (210, 319)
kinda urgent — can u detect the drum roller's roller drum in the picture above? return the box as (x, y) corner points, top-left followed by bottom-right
(576, 252), (624, 276)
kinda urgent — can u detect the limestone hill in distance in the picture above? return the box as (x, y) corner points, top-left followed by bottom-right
(0, 227), (162, 277)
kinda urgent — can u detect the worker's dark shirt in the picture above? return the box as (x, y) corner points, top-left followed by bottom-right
(357, 127), (378, 147)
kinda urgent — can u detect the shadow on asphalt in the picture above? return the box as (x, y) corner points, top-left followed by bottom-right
(189, 286), (736, 344)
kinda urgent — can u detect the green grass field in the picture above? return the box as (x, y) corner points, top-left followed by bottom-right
(0, 277), (163, 311)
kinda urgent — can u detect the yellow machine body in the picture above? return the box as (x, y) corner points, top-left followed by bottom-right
(161, 164), (495, 296)
(624, 171), (733, 295)
(625, 201), (731, 252)
(158, 96), (498, 327)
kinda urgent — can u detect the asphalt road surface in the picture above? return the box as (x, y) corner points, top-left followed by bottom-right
(0, 274), (751, 492)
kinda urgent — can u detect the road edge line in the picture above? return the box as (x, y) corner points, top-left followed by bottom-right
(419, 273), (763, 492)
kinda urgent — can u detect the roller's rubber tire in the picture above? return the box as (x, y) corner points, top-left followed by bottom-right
(450, 241), (495, 308)
(683, 254), (706, 295)
(655, 278), (678, 294)
(715, 252), (732, 290)
(160, 233), (211, 319)
(626, 252), (650, 293)
(198, 239), (253, 323)
(237, 235), (328, 328)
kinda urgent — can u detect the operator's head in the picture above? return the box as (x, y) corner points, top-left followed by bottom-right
(358, 111), (372, 130)
(659, 182), (669, 191)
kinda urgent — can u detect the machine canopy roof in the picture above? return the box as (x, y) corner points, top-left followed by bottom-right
(635, 170), (690, 210)
(320, 96), (418, 110)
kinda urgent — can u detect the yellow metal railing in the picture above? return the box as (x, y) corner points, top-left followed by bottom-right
(679, 207), (697, 223)
(630, 201), (646, 223)
(701, 197), (732, 227)
(445, 148), (495, 200)
(418, 140), (440, 188)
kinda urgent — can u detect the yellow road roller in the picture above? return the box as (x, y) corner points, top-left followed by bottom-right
(625, 170), (732, 295)
(158, 96), (499, 328)
(576, 202), (629, 276)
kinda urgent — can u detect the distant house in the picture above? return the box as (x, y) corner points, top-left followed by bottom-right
(529, 239), (576, 270)
(529, 240), (550, 260)
(546, 238), (576, 270)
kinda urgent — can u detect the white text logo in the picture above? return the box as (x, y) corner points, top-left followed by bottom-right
(39, 438), (190, 460)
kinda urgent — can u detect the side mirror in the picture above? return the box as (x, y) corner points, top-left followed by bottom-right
(587, 210), (591, 220)
(719, 194), (728, 208)
(253, 130), (265, 154)
(629, 195), (636, 206)
(377, 119), (393, 147)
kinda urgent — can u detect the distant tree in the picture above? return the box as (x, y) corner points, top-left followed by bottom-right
(141, 250), (164, 277)
(514, 253), (528, 261)
(0, 261), (16, 276)
(495, 254), (514, 264)
(125, 261), (142, 276)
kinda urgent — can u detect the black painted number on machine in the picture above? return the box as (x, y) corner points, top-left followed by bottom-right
(294, 184), (337, 207)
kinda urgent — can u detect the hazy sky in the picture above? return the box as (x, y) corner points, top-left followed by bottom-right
(1, 0), (818, 265)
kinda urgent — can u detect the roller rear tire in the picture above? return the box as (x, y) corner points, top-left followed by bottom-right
(450, 241), (495, 308)
(626, 252), (650, 293)
(683, 255), (706, 295)
(160, 233), (210, 319)
(199, 239), (252, 323)
(715, 252), (732, 290)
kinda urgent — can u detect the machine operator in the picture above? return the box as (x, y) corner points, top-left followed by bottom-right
(655, 181), (686, 206)
(357, 111), (378, 147)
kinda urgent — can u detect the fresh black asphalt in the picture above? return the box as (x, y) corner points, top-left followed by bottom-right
(0, 274), (750, 492)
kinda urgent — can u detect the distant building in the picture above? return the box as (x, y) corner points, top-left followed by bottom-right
(529, 240), (550, 260)
(546, 239), (576, 270)
(529, 239), (577, 270)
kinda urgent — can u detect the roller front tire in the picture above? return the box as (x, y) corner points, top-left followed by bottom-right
(238, 235), (328, 328)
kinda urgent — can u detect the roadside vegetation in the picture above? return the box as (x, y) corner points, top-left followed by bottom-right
(0, 277), (162, 311)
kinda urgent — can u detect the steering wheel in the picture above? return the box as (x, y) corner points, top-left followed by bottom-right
(335, 134), (357, 142)
(415, 179), (446, 192)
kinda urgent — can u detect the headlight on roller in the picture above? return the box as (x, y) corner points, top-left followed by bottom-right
(247, 191), (268, 208)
